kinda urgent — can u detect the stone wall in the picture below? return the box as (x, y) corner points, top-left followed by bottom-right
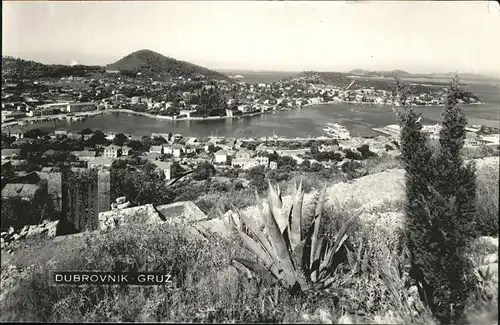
(97, 170), (111, 213)
(47, 171), (62, 212)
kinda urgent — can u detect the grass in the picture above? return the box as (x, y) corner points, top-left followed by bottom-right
(2, 155), (497, 323)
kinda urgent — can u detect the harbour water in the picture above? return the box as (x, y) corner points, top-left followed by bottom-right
(20, 82), (500, 138)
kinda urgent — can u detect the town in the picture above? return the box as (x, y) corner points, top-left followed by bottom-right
(1, 55), (483, 128)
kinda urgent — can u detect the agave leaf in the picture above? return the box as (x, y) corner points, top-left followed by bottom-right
(289, 179), (304, 250)
(310, 185), (327, 270)
(262, 199), (298, 287)
(233, 258), (278, 285)
(268, 180), (287, 232)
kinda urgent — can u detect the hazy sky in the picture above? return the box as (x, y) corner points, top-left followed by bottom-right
(3, 1), (500, 75)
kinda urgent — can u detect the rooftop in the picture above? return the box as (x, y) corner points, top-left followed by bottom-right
(1, 183), (41, 199)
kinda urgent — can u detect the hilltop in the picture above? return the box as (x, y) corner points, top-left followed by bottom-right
(106, 49), (228, 80)
(284, 71), (352, 87)
(1, 56), (104, 80)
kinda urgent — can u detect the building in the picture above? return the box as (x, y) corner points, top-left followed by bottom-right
(88, 157), (114, 169)
(179, 110), (197, 118)
(1, 148), (21, 160)
(153, 161), (173, 180)
(225, 109), (234, 118)
(121, 146), (131, 156)
(269, 161), (278, 170)
(255, 156), (269, 167)
(103, 145), (122, 159)
(149, 145), (164, 154)
(2, 128), (24, 139)
(214, 150), (228, 164)
(172, 145), (183, 158)
(67, 102), (97, 113)
(70, 150), (96, 162)
(235, 150), (252, 160)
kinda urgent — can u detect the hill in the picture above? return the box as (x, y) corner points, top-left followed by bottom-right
(106, 49), (228, 80)
(284, 71), (352, 87)
(348, 68), (494, 80)
(2, 56), (104, 80)
(348, 69), (411, 77)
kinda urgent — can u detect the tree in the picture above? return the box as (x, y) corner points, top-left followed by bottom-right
(152, 136), (167, 146)
(171, 162), (186, 179)
(397, 77), (478, 324)
(87, 130), (106, 146)
(310, 162), (324, 172)
(192, 161), (216, 181)
(127, 140), (144, 153)
(247, 165), (267, 192)
(113, 133), (128, 146)
(24, 128), (48, 139)
(81, 128), (93, 135)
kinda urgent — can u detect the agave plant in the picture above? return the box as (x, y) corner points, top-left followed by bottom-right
(230, 179), (359, 294)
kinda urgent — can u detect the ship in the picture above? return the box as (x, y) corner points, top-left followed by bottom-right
(322, 122), (351, 139)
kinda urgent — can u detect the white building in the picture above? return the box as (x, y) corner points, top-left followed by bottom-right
(214, 149), (228, 164)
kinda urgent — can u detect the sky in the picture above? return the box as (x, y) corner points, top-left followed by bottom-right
(3, 1), (500, 76)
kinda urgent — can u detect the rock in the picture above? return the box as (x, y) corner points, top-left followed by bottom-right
(8, 227), (15, 235)
(42, 219), (50, 226)
(1, 242), (6, 249)
(0, 232), (8, 237)
(0, 238), (4, 244)
(316, 308), (333, 324)
(45, 220), (60, 238)
(337, 315), (354, 324)
(11, 234), (20, 241)
(27, 227), (48, 238)
(21, 225), (29, 233)
(483, 253), (498, 265)
(478, 263), (499, 279)
(7, 249), (12, 254)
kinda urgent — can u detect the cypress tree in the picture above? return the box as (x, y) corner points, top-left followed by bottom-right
(397, 76), (478, 324)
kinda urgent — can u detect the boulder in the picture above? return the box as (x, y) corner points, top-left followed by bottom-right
(21, 225), (29, 233)
(0, 232), (8, 238)
(8, 227), (15, 235)
(11, 234), (20, 241)
(478, 263), (499, 280)
(483, 253), (498, 265)
(45, 220), (60, 238)
(26, 227), (48, 238)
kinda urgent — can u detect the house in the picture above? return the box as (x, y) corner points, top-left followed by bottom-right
(255, 156), (269, 167)
(172, 145), (183, 158)
(225, 109), (234, 118)
(214, 150), (228, 164)
(67, 102), (97, 113)
(235, 150), (252, 160)
(103, 144), (122, 158)
(2, 128), (24, 139)
(1, 148), (21, 160)
(185, 137), (198, 146)
(318, 144), (340, 153)
(121, 146), (131, 156)
(153, 161), (173, 180)
(269, 161), (278, 170)
(149, 145), (164, 154)
(232, 158), (260, 170)
(54, 130), (69, 138)
(70, 150), (96, 162)
(88, 157), (114, 169)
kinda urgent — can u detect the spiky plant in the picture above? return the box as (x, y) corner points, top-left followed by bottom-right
(230, 180), (359, 294)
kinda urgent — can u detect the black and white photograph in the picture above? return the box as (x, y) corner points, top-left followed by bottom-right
(1, 0), (499, 323)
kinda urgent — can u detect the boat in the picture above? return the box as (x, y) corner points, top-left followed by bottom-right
(322, 122), (351, 140)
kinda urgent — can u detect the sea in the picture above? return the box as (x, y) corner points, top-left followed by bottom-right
(22, 73), (500, 138)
